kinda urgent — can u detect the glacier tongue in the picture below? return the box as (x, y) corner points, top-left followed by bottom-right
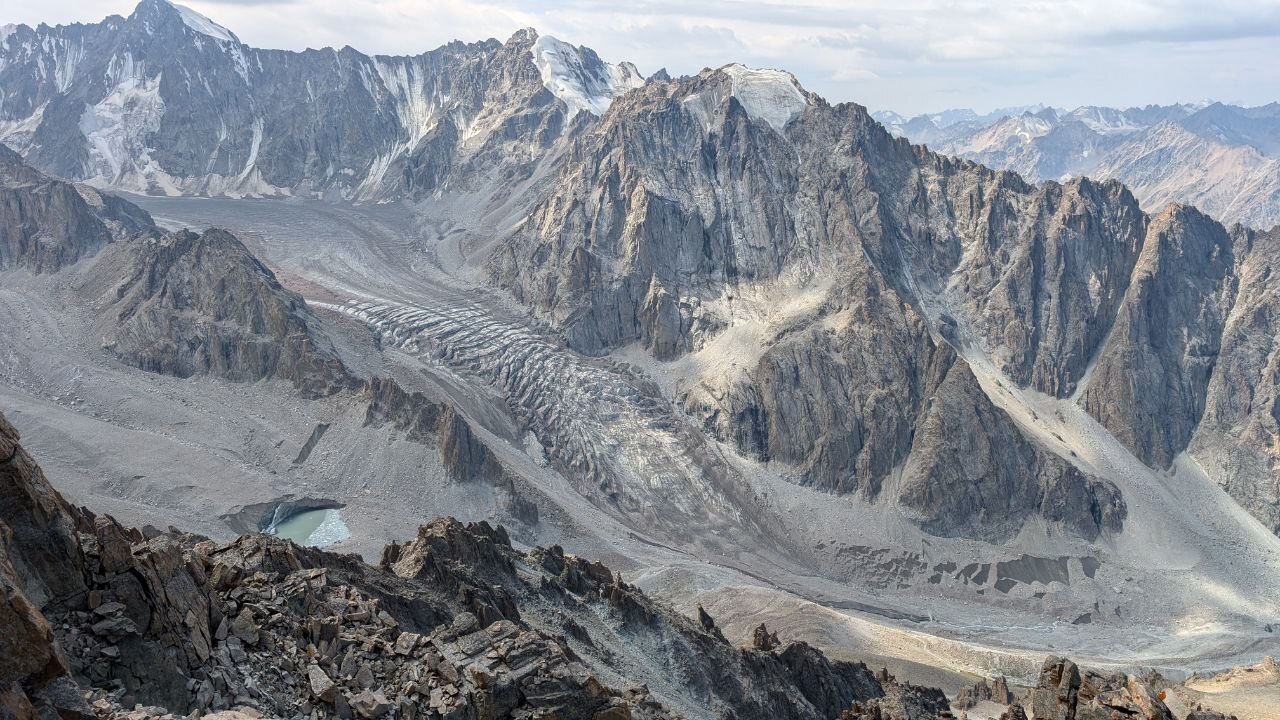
(531, 34), (644, 117)
(169, 1), (237, 43)
(721, 63), (808, 132)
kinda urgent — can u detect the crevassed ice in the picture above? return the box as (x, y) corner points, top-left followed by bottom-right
(532, 34), (644, 117)
(721, 63), (808, 133)
(169, 2), (237, 43)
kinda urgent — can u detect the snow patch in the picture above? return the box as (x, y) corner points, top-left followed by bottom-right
(237, 116), (263, 182)
(720, 64), (808, 132)
(531, 34), (643, 117)
(169, 2), (236, 43)
(1068, 107), (1150, 136)
(77, 57), (283, 198)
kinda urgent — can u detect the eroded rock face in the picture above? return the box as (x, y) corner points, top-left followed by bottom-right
(1080, 205), (1239, 469)
(1189, 226), (1280, 534)
(0, 524), (69, 720)
(482, 58), (1280, 542)
(898, 353), (1125, 541)
(0, 412), (87, 607)
(487, 70), (1131, 542)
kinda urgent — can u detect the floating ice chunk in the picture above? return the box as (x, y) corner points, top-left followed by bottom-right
(721, 64), (808, 132)
(531, 34), (644, 117)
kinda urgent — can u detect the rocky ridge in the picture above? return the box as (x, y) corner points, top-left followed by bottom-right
(0, 144), (152, 273)
(485, 62), (1279, 538)
(0, 0), (626, 204)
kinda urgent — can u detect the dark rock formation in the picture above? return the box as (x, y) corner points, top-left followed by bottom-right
(751, 623), (780, 652)
(953, 676), (1013, 710)
(1081, 205), (1238, 469)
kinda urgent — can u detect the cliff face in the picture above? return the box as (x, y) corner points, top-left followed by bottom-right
(1079, 205), (1240, 470)
(0, 411), (83, 719)
(486, 68), (1133, 541)
(1189, 226), (1280, 534)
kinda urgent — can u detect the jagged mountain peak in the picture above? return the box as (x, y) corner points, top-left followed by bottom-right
(127, 0), (238, 43)
(529, 32), (645, 117)
(717, 63), (811, 131)
(654, 62), (816, 135)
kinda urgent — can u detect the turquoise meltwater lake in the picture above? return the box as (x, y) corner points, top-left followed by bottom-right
(267, 508), (350, 547)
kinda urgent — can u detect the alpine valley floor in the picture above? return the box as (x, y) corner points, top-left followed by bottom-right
(3, 192), (1277, 700)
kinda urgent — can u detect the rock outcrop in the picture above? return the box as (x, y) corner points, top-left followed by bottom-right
(88, 228), (354, 397)
(1028, 656), (1174, 720)
(953, 675), (1012, 710)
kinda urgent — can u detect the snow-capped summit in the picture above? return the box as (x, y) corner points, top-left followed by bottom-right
(530, 33), (644, 117)
(166, 1), (238, 43)
(131, 0), (238, 43)
(720, 64), (809, 132)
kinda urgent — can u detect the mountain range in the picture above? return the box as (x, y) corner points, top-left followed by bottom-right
(1, 2), (1279, 717)
(873, 102), (1280, 229)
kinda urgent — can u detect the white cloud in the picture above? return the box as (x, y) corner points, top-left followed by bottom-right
(5, 0), (1278, 114)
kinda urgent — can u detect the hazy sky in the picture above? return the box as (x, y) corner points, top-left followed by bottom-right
(6, 0), (1279, 115)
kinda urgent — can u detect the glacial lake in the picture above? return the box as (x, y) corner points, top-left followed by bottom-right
(268, 508), (350, 547)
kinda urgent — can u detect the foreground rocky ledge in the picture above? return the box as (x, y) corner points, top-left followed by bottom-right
(0, 407), (1240, 720)
(0, 409), (904, 719)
